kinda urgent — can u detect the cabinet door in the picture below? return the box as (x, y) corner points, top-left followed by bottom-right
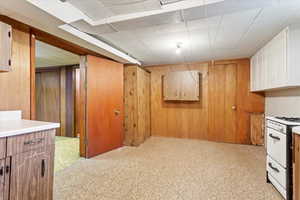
(251, 54), (259, 91)
(0, 159), (5, 200)
(276, 29), (287, 87)
(163, 71), (200, 101)
(250, 55), (256, 91)
(10, 146), (54, 200)
(265, 41), (272, 89)
(295, 135), (300, 200)
(0, 22), (12, 72)
(257, 50), (264, 90)
(260, 47), (267, 90)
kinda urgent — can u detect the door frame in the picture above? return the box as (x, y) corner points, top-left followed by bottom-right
(30, 33), (87, 157)
(78, 56), (87, 157)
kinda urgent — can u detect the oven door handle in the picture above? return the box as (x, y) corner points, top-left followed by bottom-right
(268, 162), (280, 173)
(269, 134), (280, 141)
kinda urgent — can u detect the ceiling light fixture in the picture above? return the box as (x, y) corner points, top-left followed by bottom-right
(176, 43), (182, 54)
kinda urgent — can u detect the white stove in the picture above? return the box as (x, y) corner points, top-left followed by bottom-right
(266, 116), (300, 200)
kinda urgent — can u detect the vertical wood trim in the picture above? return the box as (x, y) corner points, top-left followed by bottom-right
(30, 34), (36, 120)
(65, 67), (75, 137)
(79, 56), (87, 157)
(60, 67), (66, 137)
(75, 68), (81, 138)
(72, 68), (76, 137)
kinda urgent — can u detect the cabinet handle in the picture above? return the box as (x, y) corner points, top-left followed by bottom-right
(268, 162), (280, 173)
(5, 165), (10, 174)
(24, 138), (44, 146)
(0, 167), (3, 176)
(41, 159), (45, 177)
(269, 134), (280, 141)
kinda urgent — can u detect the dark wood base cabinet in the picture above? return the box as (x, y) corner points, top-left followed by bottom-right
(0, 129), (55, 200)
(295, 134), (300, 200)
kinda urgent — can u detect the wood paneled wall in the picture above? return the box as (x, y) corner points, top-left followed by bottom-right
(146, 59), (265, 144)
(0, 29), (30, 119)
(36, 70), (61, 135)
(124, 65), (151, 146)
(35, 66), (77, 137)
(146, 62), (209, 140)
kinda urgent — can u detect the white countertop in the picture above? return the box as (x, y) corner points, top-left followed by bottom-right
(293, 127), (300, 135)
(0, 119), (60, 138)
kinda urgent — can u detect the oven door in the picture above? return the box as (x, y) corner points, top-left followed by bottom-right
(267, 128), (287, 168)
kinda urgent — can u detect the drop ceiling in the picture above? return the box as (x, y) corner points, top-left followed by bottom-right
(36, 41), (79, 68)
(4, 0), (300, 66)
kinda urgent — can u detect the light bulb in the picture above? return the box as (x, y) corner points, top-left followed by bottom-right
(176, 48), (181, 54)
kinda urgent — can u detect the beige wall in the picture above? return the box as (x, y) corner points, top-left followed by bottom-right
(265, 88), (300, 117)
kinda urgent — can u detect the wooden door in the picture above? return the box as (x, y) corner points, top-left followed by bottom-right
(208, 63), (237, 143)
(35, 71), (60, 135)
(10, 147), (54, 200)
(86, 55), (124, 158)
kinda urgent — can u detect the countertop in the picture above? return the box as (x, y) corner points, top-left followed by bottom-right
(0, 119), (60, 138)
(293, 126), (300, 135)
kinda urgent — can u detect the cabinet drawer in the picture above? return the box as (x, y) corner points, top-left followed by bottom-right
(7, 129), (55, 156)
(0, 138), (6, 159)
(267, 128), (286, 167)
(267, 156), (286, 189)
(268, 172), (286, 199)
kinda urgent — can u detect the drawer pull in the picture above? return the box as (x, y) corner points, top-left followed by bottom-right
(0, 167), (3, 176)
(24, 138), (44, 146)
(41, 159), (45, 177)
(268, 162), (280, 173)
(5, 165), (10, 174)
(269, 134), (280, 141)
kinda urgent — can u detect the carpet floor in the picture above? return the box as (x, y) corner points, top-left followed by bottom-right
(54, 137), (283, 200)
(54, 136), (81, 172)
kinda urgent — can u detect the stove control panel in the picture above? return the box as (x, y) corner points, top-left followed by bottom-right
(267, 120), (287, 134)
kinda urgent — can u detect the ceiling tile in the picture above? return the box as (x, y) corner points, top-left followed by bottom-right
(213, 8), (261, 49)
(68, 0), (113, 20)
(70, 20), (116, 34)
(112, 11), (183, 31)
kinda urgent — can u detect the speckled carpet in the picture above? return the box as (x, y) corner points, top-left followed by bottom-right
(54, 137), (283, 200)
(54, 136), (81, 172)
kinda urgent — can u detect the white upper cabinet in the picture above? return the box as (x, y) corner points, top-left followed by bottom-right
(0, 21), (12, 72)
(250, 24), (300, 91)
